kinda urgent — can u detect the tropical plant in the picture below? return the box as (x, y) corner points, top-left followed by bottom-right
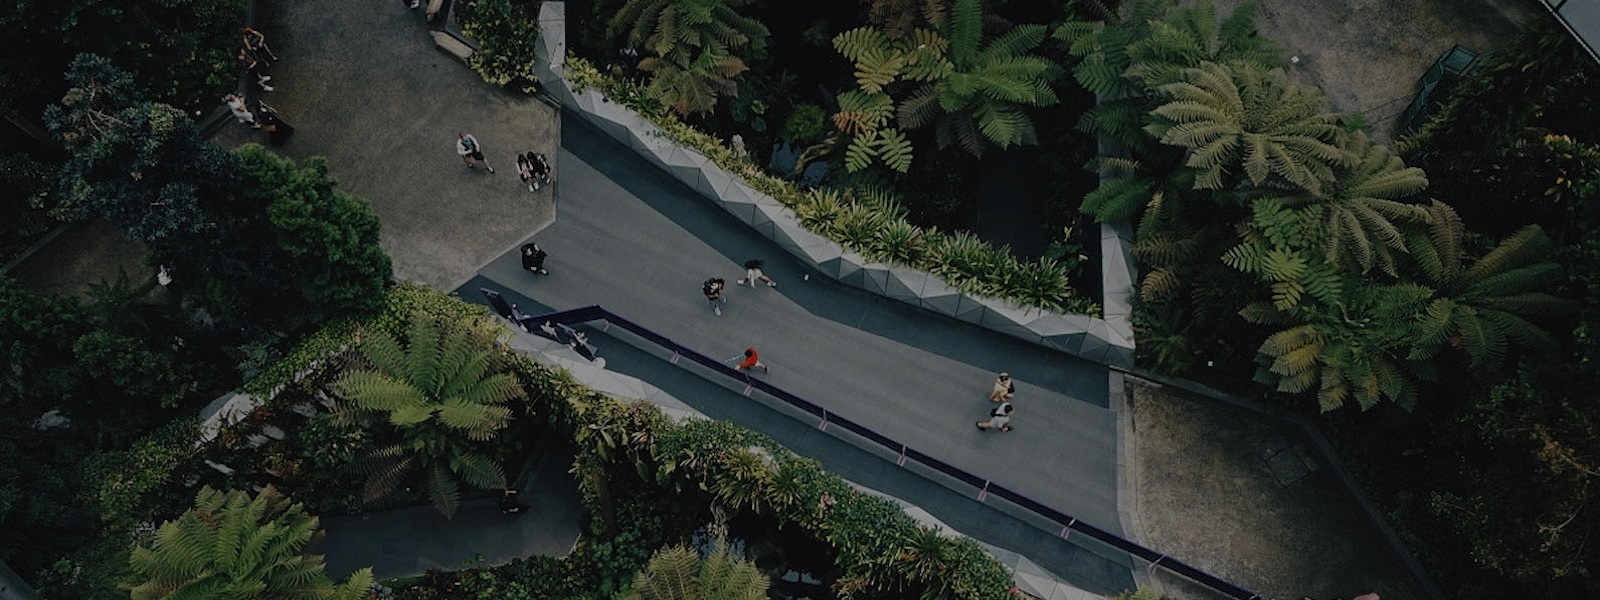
(639, 47), (749, 116)
(1405, 201), (1573, 369)
(607, 0), (768, 115)
(334, 316), (520, 518)
(1149, 61), (1348, 192)
(863, 0), (951, 39)
(895, 0), (1059, 155)
(123, 485), (375, 600)
(1251, 131), (1430, 275)
(1243, 282), (1429, 411)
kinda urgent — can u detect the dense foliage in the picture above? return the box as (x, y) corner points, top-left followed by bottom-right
(0, 0), (244, 119)
(1064, 1), (1598, 596)
(459, 0), (545, 94)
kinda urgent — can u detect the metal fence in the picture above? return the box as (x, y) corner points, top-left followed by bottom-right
(515, 303), (1264, 600)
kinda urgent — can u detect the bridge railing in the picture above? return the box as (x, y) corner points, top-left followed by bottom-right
(517, 303), (1262, 600)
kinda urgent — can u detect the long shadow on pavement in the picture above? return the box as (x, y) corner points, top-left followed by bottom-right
(458, 276), (1136, 596)
(560, 113), (1109, 408)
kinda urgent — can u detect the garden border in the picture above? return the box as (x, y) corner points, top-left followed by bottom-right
(529, 2), (1136, 367)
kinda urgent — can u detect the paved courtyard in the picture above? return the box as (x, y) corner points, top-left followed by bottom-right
(212, 0), (558, 290)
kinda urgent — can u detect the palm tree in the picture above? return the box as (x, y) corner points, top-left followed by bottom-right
(1406, 201), (1573, 369)
(639, 46), (748, 116)
(1256, 131), (1431, 276)
(1149, 61), (1349, 192)
(124, 486), (375, 600)
(895, 0), (1059, 156)
(334, 317), (520, 518)
(626, 541), (768, 600)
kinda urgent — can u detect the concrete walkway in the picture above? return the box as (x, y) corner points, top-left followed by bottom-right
(211, 0), (558, 290)
(465, 112), (1124, 536)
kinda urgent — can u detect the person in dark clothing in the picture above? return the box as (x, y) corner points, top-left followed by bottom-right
(238, 47), (273, 92)
(521, 243), (549, 275)
(243, 27), (279, 66)
(703, 277), (726, 316)
(255, 103), (294, 145)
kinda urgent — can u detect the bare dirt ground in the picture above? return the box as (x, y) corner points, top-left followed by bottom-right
(1211, 0), (1538, 141)
(1125, 379), (1424, 600)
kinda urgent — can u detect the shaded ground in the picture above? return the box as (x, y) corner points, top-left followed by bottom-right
(1126, 380), (1422, 600)
(211, 0), (559, 290)
(5, 219), (153, 299)
(315, 451), (582, 580)
(1212, 0), (1537, 141)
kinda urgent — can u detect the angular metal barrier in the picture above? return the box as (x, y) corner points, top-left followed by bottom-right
(515, 303), (1263, 600)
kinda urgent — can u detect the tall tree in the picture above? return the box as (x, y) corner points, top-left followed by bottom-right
(44, 54), (243, 243)
(334, 317), (519, 518)
(123, 486), (374, 600)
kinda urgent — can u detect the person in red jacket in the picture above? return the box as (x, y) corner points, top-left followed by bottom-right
(736, 347), (768, 373)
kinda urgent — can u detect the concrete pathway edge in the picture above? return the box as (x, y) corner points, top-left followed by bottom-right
(528, 2), (1136, 368)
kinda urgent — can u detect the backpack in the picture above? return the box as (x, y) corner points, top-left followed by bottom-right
(992, 402), (1012, 418)
(461, 136), (477, 153)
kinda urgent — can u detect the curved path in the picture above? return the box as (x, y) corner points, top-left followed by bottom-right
(469, 112), (1123, 537)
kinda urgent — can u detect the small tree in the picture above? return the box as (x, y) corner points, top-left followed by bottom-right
(334, 316), (519, 518)
(123, 486), (374, 600)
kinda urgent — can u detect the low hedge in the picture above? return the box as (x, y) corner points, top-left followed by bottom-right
(562, 55), (1099, 316)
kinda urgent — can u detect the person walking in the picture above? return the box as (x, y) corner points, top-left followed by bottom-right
(224, 94), (258, 128)
(988, 372), (1014, 403)
(457, 132), (494, 173)
(703, 277), (726, 316)
(977, 402), (1014, 432)
(736, 259), (777, 287)
(521, 242), (549, 275)
(736, 347), (769, 373)
(243, 27), (279, 66)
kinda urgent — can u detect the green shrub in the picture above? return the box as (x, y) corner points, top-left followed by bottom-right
(459, 0), (544, 94)
(781, 104), (828, 146)
(81, 419), (201, 532)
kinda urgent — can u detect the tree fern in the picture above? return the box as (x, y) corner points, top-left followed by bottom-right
(1403, 202), (1573, 369)
(335, 316), (517, 518)
(1152, 61), (1347, 193)
(124, 486), (371, 600)
(627, 539), (768, 600)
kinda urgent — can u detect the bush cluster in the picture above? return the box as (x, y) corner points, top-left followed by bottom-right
(457, 0), (544, 94)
